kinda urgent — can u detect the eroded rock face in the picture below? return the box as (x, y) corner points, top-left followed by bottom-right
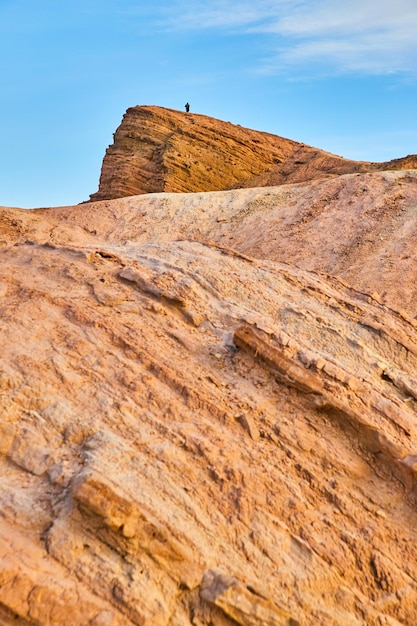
(9, 169), (417, 316)
(1, 170), (417, 624)
(89, 105), (417, 202)
(89, 105), (299, 200)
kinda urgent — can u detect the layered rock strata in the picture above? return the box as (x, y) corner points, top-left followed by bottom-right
(8, 169), (417, 317)
(89, 105), (417, 201)
(2, 172), (417, 622)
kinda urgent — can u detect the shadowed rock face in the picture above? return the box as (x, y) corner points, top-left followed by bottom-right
(2, 130), (417, 623)
(89, 105), (417, 201)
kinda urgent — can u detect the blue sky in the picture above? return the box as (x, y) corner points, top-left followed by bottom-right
(1, 0), (417, 208)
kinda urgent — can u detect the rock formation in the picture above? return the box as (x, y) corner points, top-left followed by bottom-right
(1, 112), (417, 624)
(89, 105), (417, 201)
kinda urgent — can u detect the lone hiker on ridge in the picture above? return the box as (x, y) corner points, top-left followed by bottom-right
(185, 102), (190, 113)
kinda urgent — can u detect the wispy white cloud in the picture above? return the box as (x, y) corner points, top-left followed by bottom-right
(273, 0), (417, 37)
(158, 0), (417, 76)
(158, 0), (294, 30)
(262, 0), (417, 74)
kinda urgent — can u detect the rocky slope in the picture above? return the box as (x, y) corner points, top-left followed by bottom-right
(1, 166), (417, 624)
(89, 105), (417, 201)
(7, 169), (417, 317)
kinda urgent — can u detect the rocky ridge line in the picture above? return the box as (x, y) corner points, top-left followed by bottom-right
(89, 105), (417, 201)
(2, 122), (417, 623)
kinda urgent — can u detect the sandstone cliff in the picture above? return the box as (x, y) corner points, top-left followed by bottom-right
(89, 105), (417, 201)
(2, 165), (417, 624)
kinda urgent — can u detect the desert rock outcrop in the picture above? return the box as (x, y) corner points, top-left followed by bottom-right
(89, 105), (417, 201)
(2, 230), (417, 624)
(2, 112), (417, 624)
(8, 169), (417, 317)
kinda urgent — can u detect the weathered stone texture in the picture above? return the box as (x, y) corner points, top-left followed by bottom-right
(1, 114), (417, 624)
(89, 105), (417, 201)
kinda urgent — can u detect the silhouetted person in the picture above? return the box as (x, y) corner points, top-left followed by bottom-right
(185, 102), (190, 113)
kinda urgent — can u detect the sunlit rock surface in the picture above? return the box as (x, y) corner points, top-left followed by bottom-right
(89, 105), (417, 201)
(1, 129), (417, 624)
